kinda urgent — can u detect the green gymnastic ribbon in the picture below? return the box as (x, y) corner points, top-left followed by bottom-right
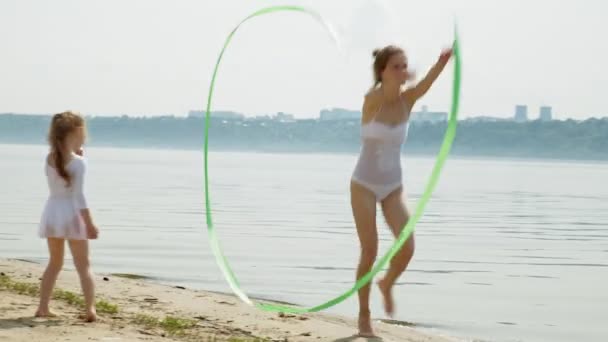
(203, 5), (462, 313)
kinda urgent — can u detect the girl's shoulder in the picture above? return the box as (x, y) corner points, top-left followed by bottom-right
(46, 152), (83, 166)
(69, 153), (86, 169)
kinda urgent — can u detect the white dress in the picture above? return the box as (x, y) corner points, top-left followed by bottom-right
(39, 153), (89, 240)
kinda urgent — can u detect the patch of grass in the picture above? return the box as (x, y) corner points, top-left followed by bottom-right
(160, 316), (197, 335)
(2, 274), (266, 341)
(54, 289), (84, 306)
(132, 314), (197, 337)
(0, 274), (39, 296)
(133, 313), (159, 327)
(96, 299), (119, 315)
(199, 336), (268, 342)
(131, 314), (269, 341)
(0, 274), (118, 314)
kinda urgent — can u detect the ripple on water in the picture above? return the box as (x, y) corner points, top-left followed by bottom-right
(507, 274), (558, 279)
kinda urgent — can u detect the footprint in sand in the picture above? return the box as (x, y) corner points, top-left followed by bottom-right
(216, 301), (235, 306)
(143, 297), (159, 304)
(278, 313), (296, 319)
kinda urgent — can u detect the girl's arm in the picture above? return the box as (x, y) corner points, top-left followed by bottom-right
(73, 157), (98, 239)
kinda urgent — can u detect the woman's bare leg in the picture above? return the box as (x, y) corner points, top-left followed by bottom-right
(377, 188), (414, 317)
(351, 181), (379, 337)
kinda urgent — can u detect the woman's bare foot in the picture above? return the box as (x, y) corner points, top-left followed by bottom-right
(357, 311), (376, 337)
(34, 308), (57, 318)
(377, 278), (394, 317)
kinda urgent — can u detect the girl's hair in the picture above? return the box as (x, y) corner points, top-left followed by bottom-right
(47, 111), (85, 186)
(372, 45), (405, 88)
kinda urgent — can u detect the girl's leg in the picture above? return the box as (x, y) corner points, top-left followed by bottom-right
(36, 238), (65, 317)
(68, 239), (96, 322)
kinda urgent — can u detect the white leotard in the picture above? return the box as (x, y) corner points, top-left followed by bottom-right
(352, 99), (411, 201)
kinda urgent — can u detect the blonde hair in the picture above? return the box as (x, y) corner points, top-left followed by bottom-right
(47, 111), (85, 186)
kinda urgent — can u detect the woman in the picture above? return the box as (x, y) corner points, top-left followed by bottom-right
(351, 44), (453, 337)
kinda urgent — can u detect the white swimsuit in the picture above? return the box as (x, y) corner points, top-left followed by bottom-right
(351, 100), (410, 201)
(39, 153), (89, 240)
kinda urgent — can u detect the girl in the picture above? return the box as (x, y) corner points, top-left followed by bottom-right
(36, 111), (99, 322)
(351, 45), (453, 337)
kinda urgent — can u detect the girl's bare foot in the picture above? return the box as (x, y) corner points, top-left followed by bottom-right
(34, 308), (57, 318)
(378, 278), (394, 317)
(357, 311), (376, 337)
(78, 309), (97, 322)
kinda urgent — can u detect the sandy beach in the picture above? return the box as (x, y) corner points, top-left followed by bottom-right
(0, 258), (459, 342)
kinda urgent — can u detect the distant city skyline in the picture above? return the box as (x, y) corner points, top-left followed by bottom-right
(1, 0), (606, 120)
(4, 102), (603, 122)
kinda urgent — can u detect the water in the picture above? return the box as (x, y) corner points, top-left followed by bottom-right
(1, 144), (607, 342)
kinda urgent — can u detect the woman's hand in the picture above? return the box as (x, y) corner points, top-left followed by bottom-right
(438, 47), (453, 63)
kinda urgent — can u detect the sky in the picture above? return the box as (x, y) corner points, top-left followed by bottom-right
(0, 0), (606, 119)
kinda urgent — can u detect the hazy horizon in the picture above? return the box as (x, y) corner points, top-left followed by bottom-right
(2, 110), (607, 121)
(1, 0), (606, 120)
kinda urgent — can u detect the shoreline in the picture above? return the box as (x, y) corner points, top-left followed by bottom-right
(0, 258), (461, 342)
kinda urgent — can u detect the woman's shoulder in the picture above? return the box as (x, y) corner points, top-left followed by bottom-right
(364, 87), (382, 102)
(363, 88), (382, 116)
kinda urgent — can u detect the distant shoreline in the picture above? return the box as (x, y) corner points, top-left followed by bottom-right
(2, 113), (607, 161)
(3, 141), (607, 165)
